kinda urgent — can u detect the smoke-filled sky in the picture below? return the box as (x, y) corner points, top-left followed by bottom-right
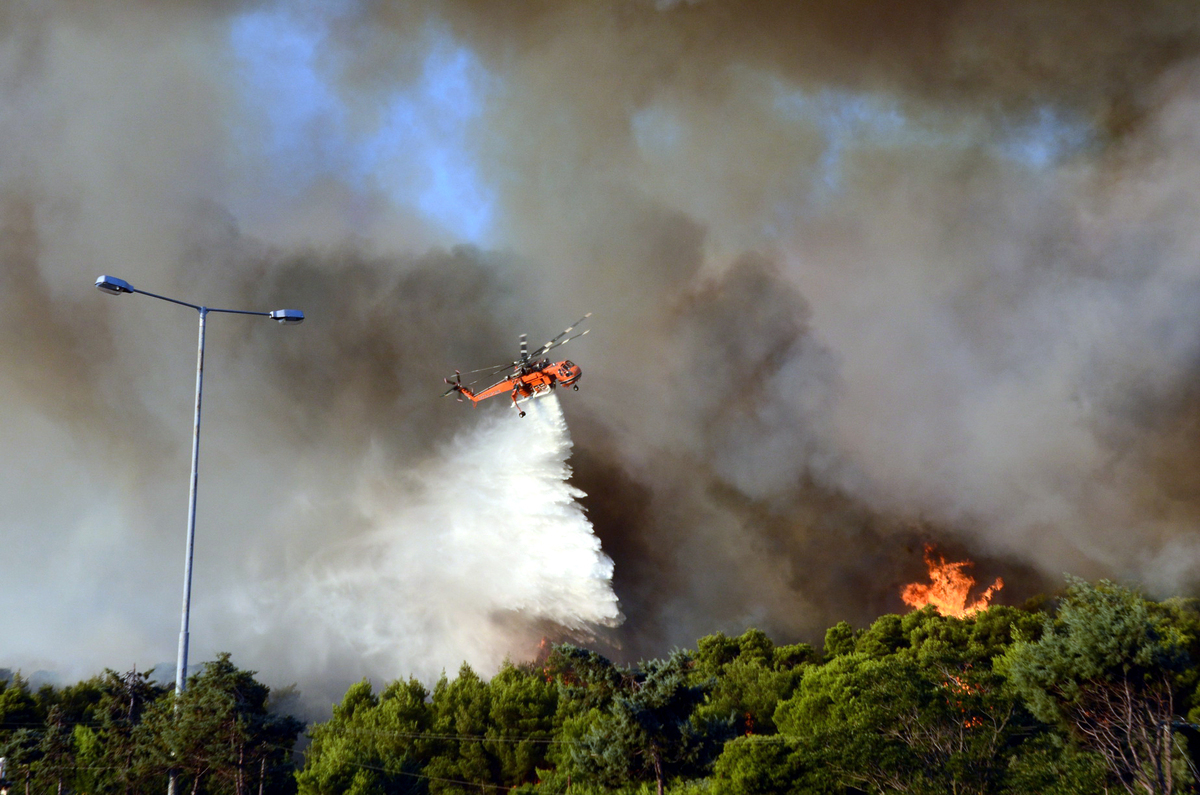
(5, 0), (1200, 708)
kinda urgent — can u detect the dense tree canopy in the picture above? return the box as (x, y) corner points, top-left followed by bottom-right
(0, 658), (301, 795)
(8, 579), (1200, 793)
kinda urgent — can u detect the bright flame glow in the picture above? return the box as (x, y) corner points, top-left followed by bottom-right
(901, 546), (1003, 618)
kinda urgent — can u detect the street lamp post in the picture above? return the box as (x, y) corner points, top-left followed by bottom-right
(95, 275), (302, 795)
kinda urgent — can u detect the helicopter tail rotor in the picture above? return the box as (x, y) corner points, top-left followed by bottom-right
(442, 370), (466, 401)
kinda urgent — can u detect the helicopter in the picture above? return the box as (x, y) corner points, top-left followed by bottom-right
(443, 314), (590, 417)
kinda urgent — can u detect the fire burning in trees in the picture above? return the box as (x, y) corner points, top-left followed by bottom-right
(902, 546), (1003, 618)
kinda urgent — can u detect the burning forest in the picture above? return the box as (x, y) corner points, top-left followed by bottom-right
(6, 580), (1200, 794)
(4, 0), (1200, 747)
(901, 545), (1005, 618)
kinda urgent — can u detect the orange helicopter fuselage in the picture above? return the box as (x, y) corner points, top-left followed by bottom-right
(460, 359), (581, 406)
(445, 314), (591, 417)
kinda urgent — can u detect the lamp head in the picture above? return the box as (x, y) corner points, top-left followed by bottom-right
(269, 309), (304, 325)
(95, 275), (134, 295)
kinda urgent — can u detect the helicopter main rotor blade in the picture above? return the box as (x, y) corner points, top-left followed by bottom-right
(529, 313), (591, 358)
(519, 333), (529, 363)
(467, 371), (515, 387)
(464, 361), (519, 375)
(535, 328), (590, 358)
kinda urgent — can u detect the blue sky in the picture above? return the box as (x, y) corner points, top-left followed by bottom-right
(772, 84), (1094, 190)
(229, 4), (496, 243)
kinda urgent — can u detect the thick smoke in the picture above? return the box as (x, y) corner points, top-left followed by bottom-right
(5, 0), (1200, 702)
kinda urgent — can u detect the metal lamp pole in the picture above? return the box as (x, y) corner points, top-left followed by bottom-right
(94, 275), (303, 795)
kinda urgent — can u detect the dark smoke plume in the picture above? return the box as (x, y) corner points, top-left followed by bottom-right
(4, 0), (1200, 705)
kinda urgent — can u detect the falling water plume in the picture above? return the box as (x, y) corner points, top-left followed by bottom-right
(237, 393), (621, 694)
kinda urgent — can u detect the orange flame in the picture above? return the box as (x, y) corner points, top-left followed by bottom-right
(944, 671), (985, 728)
(901, 546), (1003, 617)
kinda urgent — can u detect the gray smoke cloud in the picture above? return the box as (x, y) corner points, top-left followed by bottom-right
(5, 0), (1200, 708)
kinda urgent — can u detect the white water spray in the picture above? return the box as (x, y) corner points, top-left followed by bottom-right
(235, 393), (620, 694)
